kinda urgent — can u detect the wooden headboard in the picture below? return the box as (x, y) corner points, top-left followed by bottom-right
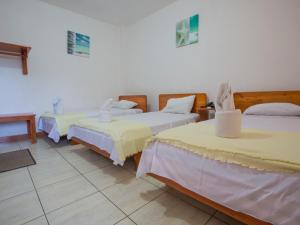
(234, 91), (300, 112)
(159, 93), (207, 113)
(119, 95), (147, 112)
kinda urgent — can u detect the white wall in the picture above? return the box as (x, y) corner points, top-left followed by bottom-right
(121, 0), (300, 111)
(0, 0), (123, 136)
(1, 0), (300, 137)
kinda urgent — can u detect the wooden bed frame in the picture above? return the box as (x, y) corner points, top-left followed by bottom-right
(71, 93), (207, 167)
(234, 90), (300, 112)
(147, 90), (300, 225)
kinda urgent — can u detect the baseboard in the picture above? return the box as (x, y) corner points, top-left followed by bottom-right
(0, 132), (46, 143)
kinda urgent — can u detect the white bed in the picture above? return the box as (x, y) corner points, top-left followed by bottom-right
(137, 115), (300, 225)
(68, 112), (199, 165)
(38, 108), (143, 143)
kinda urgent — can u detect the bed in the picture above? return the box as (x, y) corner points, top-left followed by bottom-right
(137, 91), (300, 225)
(38, 95), (147, 143)
(68, 93), (207, 166)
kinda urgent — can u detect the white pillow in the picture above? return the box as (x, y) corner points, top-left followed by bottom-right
(244, 103), (300, 116)
(162, 95), (195, 114)
(112, 100), (138, 109)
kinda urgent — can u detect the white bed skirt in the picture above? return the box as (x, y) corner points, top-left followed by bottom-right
(137, 142), (300, 225)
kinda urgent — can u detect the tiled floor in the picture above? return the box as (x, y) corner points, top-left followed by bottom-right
(0, 139), (246, 225)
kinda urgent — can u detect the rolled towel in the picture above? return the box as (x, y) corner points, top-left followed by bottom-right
(99, 110), (112, 122)
(215, 82), (235, 111)
(215, 109), (242, 138)
(53, 97), (64, 115)
(100, 98), (113, 111)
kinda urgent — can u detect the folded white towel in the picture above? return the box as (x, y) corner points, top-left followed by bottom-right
(100, 98), (113, 111)
(214, 83), (241, 138)
(99, 110), (112, 122)
(215, 82), (235, 111)
(53, 97), (64, 115)
(215, 110), (242, 138)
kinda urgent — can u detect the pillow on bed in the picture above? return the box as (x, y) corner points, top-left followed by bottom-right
(162, 95), (195, 114)
(244, 103), (300, 116)
(112, 100), (138, 109)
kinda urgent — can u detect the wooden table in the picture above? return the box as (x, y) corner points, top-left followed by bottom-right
(0, 113), (37, 143)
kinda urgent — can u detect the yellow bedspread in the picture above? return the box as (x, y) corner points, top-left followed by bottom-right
(146, 123), (300, 172)
(74, 118), (152, 161)
(41, 112), (85, 135)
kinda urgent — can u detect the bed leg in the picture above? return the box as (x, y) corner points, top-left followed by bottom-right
(133, 152), (142, 170)
(70, 139), (79, 145)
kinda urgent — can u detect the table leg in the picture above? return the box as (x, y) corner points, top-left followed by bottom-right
(28, 118), (37, 144)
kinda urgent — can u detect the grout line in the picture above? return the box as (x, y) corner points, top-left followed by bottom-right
(53, 147), (129, 217)
(128, 216), (138, 225)
(127, 191), (166, 217)
(53, 144), (217, 224)
(26, 167), (50, 225)
(21, 215), (45, 225)
(55, 146), (169, 223)
(113, 216), (137, 225)
(204, 214), (215, 225)
(45, 192), (97, 215)
(0, 189), (35, 204)
(164, 186), (217, 216)
(213, 211), (233, 225)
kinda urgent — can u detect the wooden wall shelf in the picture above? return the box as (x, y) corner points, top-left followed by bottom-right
(0, 42), (31, 75)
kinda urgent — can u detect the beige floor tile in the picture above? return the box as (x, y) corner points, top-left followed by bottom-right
(47, 193), (125, 225)
(167, 188), (216, 215)
(115, 217), (136, 225)
(214, 212), (246, 225)
(19, 138), (53, 151)
(0, 142), (20, 153)
(24, 216), (48, 225)
(141, 175), (166, 189)
(103, 177), (164, 215)
(0, 191), (44, 225)
(0, 168), (34, 202)
(130, 193), (210, 225)
(84, 165), (133, 190)
(38, 175), (97, 213)
(69, 157), (111, 174)
(54, 143), (84, 153)
(206, 218), (227, 225)
(56, 144), (103, 163)
(30, 148), (62, 163)
(28, 157), (79, 188)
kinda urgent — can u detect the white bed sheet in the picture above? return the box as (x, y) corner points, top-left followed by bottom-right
(67, 112), (199, 165)
(38, 108), (143, 143)
(137, 115), (300, 225)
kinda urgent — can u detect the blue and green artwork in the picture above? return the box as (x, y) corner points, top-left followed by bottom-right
(176, 14), (199, 47)
(67, 31), (90, 57)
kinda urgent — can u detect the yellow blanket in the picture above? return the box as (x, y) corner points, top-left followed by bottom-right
(41, 112), (85, 135)
(74, 118), (152, 161)
(146, 123), (300, 172)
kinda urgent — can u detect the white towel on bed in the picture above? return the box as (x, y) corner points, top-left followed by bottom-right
(99, 98), (113, 122)
(53, 97), (64, 115)
(215, 82), (235, 111)
(215, 83), (241, 138)
(100, 98), (113, 111)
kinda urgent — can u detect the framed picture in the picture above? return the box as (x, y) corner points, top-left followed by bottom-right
(67, 31), (90, 57)
(176, 14), (199, 47)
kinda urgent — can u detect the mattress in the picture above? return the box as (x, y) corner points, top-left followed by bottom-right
(67, 112), (199, 165)
(38, 108), (143, 143)
(137, 115), (300, 225)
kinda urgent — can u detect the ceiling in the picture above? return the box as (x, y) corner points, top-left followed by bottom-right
(40, 0), (177, 26)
